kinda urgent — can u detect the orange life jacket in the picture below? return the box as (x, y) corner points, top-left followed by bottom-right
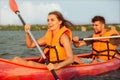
(92, 30), (119, 60)
(39, 26), (72, 63)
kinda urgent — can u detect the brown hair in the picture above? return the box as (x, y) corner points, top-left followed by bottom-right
(48, 11), (74, 29)
(92, 16), (105, 24)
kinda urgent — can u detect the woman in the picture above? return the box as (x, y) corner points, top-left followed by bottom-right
(12, 11), (74, 71)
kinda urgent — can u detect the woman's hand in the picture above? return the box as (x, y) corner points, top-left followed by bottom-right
(47, 63), (55, 71)
(24, 24), (31, 33)
(47, 63), (59, 71)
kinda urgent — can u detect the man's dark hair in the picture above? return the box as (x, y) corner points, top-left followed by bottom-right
(92, 16), (105, 24)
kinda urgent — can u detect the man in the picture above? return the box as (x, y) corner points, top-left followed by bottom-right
(73, 16), (120, 63)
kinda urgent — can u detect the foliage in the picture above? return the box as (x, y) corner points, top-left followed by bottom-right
(0, 25), (47, 31)
(0, 24), (120, 31)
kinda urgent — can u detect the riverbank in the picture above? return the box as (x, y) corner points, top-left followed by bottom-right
(0, 24), (120, 31)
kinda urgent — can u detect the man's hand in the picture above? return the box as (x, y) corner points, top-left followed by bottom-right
(72, 36), (80, 42)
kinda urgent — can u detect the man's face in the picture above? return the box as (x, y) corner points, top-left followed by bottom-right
(93, 21), (104, 34)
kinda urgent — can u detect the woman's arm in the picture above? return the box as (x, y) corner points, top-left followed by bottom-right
(55, 33), (74, 69)
(25, 24), (46, 48)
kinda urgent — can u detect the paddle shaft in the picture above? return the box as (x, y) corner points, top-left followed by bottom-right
(15, 11), (59, 80)
(16, 12), (46, 59)
(81, 36), (120, 41)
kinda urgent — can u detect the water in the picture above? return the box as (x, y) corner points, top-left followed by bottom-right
(0, 30), (93, 59)
(0, 30), (120, 80)
(0, 31), (45, 59)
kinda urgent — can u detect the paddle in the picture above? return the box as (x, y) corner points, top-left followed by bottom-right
(80, 35), (120, 41)
(9, 0), (59, 80)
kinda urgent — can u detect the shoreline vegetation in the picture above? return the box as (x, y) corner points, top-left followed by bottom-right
(0, 24), (120, 31)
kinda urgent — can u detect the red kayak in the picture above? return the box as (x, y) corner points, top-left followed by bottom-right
(0, 53), (120, 80)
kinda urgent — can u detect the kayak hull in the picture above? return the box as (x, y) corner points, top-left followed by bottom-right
(0, 53), (120, 80)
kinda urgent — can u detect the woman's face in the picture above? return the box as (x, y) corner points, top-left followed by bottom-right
(47, 14), (62, 31)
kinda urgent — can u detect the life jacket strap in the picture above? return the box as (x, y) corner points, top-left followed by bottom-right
(45, 45), (60, 63)
(92, 40), (116, 60)
(49, 60), (64, 64)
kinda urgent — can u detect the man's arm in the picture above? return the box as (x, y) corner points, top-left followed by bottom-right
(73, 35), (93, 48)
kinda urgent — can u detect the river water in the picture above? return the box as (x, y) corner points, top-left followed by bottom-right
(0, 30), (120, 80)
